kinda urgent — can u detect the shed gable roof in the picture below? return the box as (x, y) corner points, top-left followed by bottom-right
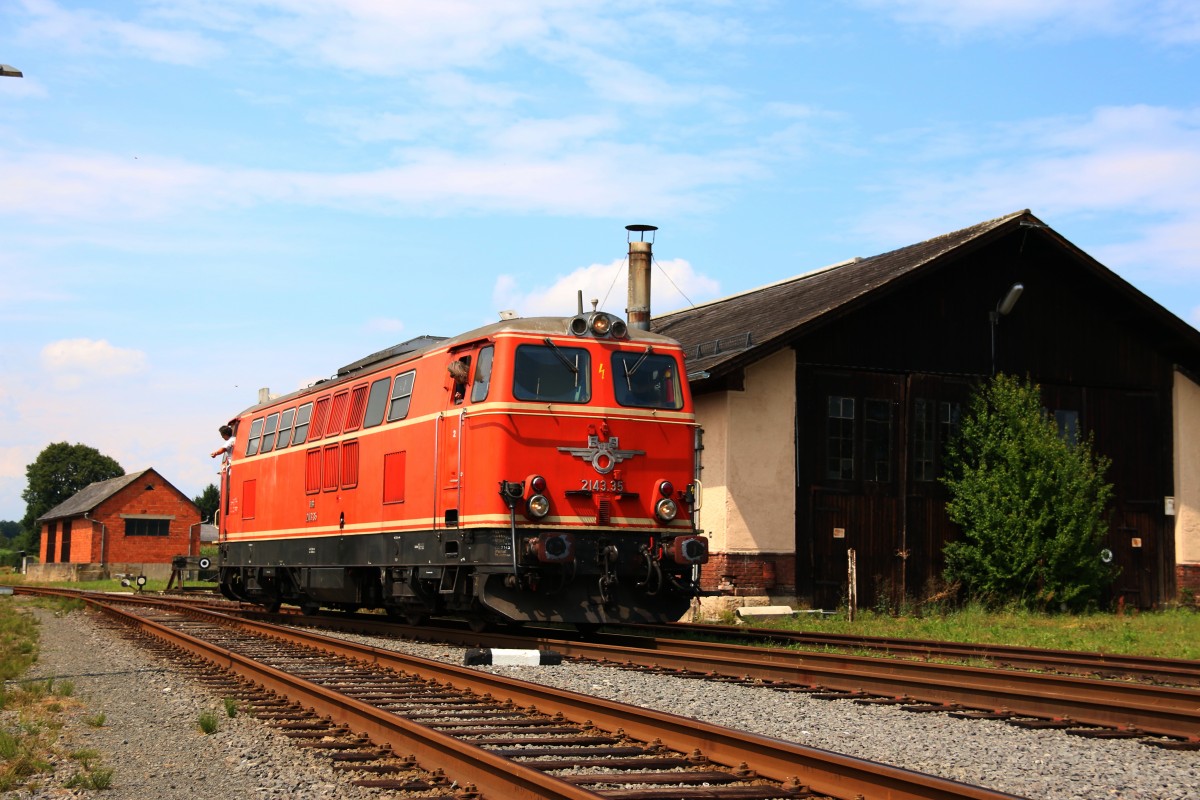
(652, 209), (1200, 383)
(36, 468), (195, 522)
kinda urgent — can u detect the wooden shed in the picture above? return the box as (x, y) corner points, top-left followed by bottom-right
(653, 210), (1200, 610)
(35, 468), (201, 569)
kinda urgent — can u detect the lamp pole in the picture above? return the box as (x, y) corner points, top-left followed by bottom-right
(990, 283), (1024, 376)
(1, 64), (23, 78)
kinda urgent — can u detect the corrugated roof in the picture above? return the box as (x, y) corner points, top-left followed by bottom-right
(36, 469), (152, 522)
(651, 210), (1032, 379)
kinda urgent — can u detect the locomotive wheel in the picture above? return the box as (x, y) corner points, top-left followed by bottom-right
(467, 616), (490, 633)
(300, 602), (320, 616)
(264, 600), (281, 613)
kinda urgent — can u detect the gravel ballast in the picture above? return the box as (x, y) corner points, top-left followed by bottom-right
(10, 604), (1200, 800)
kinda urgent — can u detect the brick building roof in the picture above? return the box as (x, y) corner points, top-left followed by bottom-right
(36, 469), (187, 522)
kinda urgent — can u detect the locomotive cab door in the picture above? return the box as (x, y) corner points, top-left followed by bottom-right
(438, 345), (492, 528)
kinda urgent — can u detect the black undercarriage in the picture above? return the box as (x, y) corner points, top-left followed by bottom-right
(218, 526), (701, 626)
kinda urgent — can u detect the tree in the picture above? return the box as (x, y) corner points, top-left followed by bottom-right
(941, 375), (1116, 611)
(194, 484), (220, 524)
(0, 520), (21, 541)
(20, 443), (125, 540)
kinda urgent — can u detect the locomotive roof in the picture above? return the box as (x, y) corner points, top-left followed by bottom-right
(237, 313), (679, 416)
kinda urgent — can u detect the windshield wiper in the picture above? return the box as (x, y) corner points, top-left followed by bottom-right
(543, 338), (580, 388)
(623, 346), (653, 390)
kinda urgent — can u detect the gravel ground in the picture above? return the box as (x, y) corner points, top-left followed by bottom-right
(9, 603), (1200, 799)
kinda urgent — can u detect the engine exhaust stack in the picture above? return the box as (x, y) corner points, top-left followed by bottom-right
(626, 224), (657, 331)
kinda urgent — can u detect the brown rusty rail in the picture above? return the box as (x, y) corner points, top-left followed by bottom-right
(23, 588), (1023, 800)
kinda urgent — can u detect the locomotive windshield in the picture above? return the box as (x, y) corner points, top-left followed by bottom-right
(512, 343), (591, 403)
(612, 350), (683, 410)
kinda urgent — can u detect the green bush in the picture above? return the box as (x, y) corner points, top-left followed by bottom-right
(941, 374), (1116, 611)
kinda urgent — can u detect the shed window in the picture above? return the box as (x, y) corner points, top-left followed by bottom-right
(124, 518), (170, 536)
(826, 396), (855, 480)
(387, 371), (416, 421)
(913, 399), (936, 482)
(863, 399), (893, 482)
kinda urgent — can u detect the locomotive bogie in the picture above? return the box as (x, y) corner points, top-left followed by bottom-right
(218, 315), (706, 626)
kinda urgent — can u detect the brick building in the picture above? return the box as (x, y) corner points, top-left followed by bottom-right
(35, 468), (201, 571)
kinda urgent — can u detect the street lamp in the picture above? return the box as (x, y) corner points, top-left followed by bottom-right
(990, 283), (1024, 375)
(0, 64), (23, 78)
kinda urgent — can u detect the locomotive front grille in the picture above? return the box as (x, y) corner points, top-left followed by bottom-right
(596, 498), (611, 526)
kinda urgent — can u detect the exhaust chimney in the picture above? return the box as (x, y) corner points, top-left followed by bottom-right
(625, 224), (657, 331)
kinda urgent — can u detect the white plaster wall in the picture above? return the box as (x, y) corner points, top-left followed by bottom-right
(724, 349), (797, 553)
(1174, 370), (1200, 564)
(693, 392), (729, 552)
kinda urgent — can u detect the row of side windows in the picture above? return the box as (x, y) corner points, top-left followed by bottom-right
(245, 369), (417, 457)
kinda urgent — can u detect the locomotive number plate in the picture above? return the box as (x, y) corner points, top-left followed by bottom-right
(305, 512), (317, 522)
(581, 478), (624, 493)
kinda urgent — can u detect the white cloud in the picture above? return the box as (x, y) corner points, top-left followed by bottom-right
(41, 338), (148, 389)
(855, 105), (1200, 283)
(2, 141), (764, 222)
(492, 256), (721, 320)
(18, 0), (222, 65)
(855, 0), (1200, 43)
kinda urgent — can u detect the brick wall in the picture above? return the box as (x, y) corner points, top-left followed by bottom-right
(701, 552), (796, 596)
(1178, 564), (1200, 604)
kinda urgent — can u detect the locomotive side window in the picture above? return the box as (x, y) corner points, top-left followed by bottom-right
(292, 402), (314, 444)
(245, 418), (265, 456)
(387, 371), (416, 421)
(326, 390), (350, 437)
(342, 440), (360, 488)
(259, 412), (280, 454)
(363, 377), (390, 428)
(276, 407), (296, 449)
(513, 343), (590, 403)
(612, 351), (683, 410)
(343, 383), (369, 433)
(304, 448), (321, 494)
(471, 346), (494, 403)
(322, 443), (340, 491)
(308, 396), (331, 440)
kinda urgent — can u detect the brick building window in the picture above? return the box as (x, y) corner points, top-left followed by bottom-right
(124, 518), (170, 536)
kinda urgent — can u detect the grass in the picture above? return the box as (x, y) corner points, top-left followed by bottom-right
(197, 710), (220, 734)
(0, 596), (116, 792)
(749, 603), (1200, 660)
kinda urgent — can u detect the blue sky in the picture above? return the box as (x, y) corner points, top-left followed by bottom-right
(2, 0), (1199, 522)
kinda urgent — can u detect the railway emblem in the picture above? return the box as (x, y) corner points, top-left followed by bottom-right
(559, 435), (644, 474)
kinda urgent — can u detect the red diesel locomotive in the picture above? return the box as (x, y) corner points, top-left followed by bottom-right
(217, 304), (708, 627)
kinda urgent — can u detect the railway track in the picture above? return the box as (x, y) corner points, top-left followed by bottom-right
(21, 588), (1022, 800)
(131, 590), (1200, 746)
(615, 621), (1200, 687)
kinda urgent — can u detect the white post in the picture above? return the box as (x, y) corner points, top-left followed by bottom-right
(847, 548), (857, 621)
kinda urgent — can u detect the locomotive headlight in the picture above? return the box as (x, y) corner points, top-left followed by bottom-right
(655, 497), (678, 522)
(610, 319), (628, 338)
(657, 480), (674, 497)
(590, 313), (612, 336)
(569, 316), (589, 336)
(527, 494), (551, 519)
